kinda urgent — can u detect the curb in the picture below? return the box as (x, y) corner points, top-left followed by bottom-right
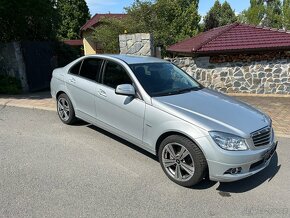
(0, 102), (56, 112)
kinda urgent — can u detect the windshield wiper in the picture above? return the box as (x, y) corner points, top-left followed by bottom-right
(175, 87), (201, 94)
(154, 86), (202, 97)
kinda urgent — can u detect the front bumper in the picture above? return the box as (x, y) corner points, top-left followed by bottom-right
(196, 136), (278, 182)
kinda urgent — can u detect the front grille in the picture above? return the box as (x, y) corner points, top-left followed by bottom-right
(251, 126), (272, 147)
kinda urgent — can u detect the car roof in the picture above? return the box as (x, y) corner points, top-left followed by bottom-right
(86, 54), (168, 64)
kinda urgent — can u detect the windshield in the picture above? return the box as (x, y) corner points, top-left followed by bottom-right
(129, 62), (202, 97)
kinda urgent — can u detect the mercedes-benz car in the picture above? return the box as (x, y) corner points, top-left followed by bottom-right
(50, 54), (277, 187)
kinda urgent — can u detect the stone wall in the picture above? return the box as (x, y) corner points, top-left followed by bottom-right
(168, 57), (290, 95)
(119, 33), (154, 56)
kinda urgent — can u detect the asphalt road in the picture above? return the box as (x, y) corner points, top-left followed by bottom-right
(0, 106), (289, 218)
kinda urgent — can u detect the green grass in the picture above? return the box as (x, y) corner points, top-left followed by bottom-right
(0, 75), (22, 94)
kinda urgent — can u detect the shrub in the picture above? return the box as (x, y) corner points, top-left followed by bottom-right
(0, 75), (22, 94)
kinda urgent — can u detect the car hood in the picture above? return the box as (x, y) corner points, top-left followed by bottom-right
(152, 88), (270, 137)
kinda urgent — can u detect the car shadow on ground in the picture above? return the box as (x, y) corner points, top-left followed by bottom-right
(86, 123), (158, 161)
(83, 122), (281, 193)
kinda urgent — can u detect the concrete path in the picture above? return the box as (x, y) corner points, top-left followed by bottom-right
(0, 91), (289, 137)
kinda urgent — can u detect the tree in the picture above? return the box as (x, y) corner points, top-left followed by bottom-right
(154, 0), (200, 45)
(244, 0), (265, 25)
(242, 0), (289, 29)
(56, 0), (90, 40)
(237, 11), (248, 24)
(263, 0), (283, 28)
(175, 1), (200, 40)
(91, 0), (200, 54)
(0, 0), (58, 42)
(126, 0), (200, 48)
(91, 0), (157, 53)
(220, 1), (237, 26)
(203, 0), (236, 31)
(124, 0), (156, 34)
(283, 0), (290, 29)
(204, 0), (222, 31)
(92, 18), (127, 53)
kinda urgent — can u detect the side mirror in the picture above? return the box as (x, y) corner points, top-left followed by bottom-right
(115, 84), (135, 96)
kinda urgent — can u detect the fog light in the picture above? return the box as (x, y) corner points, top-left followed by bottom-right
(224, 167), (242, 175)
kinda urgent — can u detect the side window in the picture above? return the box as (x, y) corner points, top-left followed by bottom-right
(79, 58), (103, 81)
(70, 61), (82, 75)
(103, 61), (132, 88)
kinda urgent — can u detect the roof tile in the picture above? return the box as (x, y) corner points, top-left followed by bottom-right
(167, 23), (290, 54)
(63, 39), (83, 46)
(80, 13), (127, 31)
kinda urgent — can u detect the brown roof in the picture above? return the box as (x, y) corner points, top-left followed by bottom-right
(80, 13), (127, 31)
(63, 39), (83, 46)
(167, 23), (290, 55)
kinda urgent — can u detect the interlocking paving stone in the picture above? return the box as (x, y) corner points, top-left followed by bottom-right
(234, 96), (290, 137)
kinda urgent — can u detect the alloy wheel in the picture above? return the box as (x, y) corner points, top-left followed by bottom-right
(161, 143), (195, 182)
(58, 98), (70, 121)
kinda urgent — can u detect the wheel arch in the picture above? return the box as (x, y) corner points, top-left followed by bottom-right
(155, 131), (204, 157)
(156, 131), (209, 181)
(56, 90), (66, 99)
(56, 90), (77, 113)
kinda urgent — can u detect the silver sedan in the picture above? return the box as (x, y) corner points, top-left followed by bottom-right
(50, 54), (277, 187)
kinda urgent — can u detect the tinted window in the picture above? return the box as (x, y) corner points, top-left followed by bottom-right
(130, 63), (202, 97)
(70, 61), (82, 75)
(79, 58), (103, 81)
(103, 61), (132, 88)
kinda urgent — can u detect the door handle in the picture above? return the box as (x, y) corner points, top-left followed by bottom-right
(69, 77), (76, 83)
(98, 89), (107, 97)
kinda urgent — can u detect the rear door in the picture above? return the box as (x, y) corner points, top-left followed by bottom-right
(66, 58), (103, 122)
(95, 60), (146, 143)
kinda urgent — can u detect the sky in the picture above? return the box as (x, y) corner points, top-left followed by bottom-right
(85, 0), (251, 17)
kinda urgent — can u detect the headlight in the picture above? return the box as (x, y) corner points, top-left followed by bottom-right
(209, 131), (248, 151)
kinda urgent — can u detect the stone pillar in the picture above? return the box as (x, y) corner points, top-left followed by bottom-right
(119, 33), (154, 56)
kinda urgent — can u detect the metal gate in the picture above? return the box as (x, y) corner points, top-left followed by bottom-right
(21, 42), (54, 91)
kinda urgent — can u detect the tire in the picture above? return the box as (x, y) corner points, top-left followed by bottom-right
(158, 135), (207, 187)
(57, 93), (77, 125)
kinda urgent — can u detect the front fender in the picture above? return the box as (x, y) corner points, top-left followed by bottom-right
(143, 104), (208, 154)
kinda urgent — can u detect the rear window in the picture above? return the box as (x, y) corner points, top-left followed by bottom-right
(79, 58), (103, 81)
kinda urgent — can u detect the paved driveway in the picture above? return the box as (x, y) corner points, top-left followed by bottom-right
(237, 96), (290, 137)
(0, 107), (289, 217)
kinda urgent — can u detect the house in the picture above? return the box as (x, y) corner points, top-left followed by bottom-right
(166, 23), (290, 95)
(80, 13), (127, 55)
(167, 22), (290, 59)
